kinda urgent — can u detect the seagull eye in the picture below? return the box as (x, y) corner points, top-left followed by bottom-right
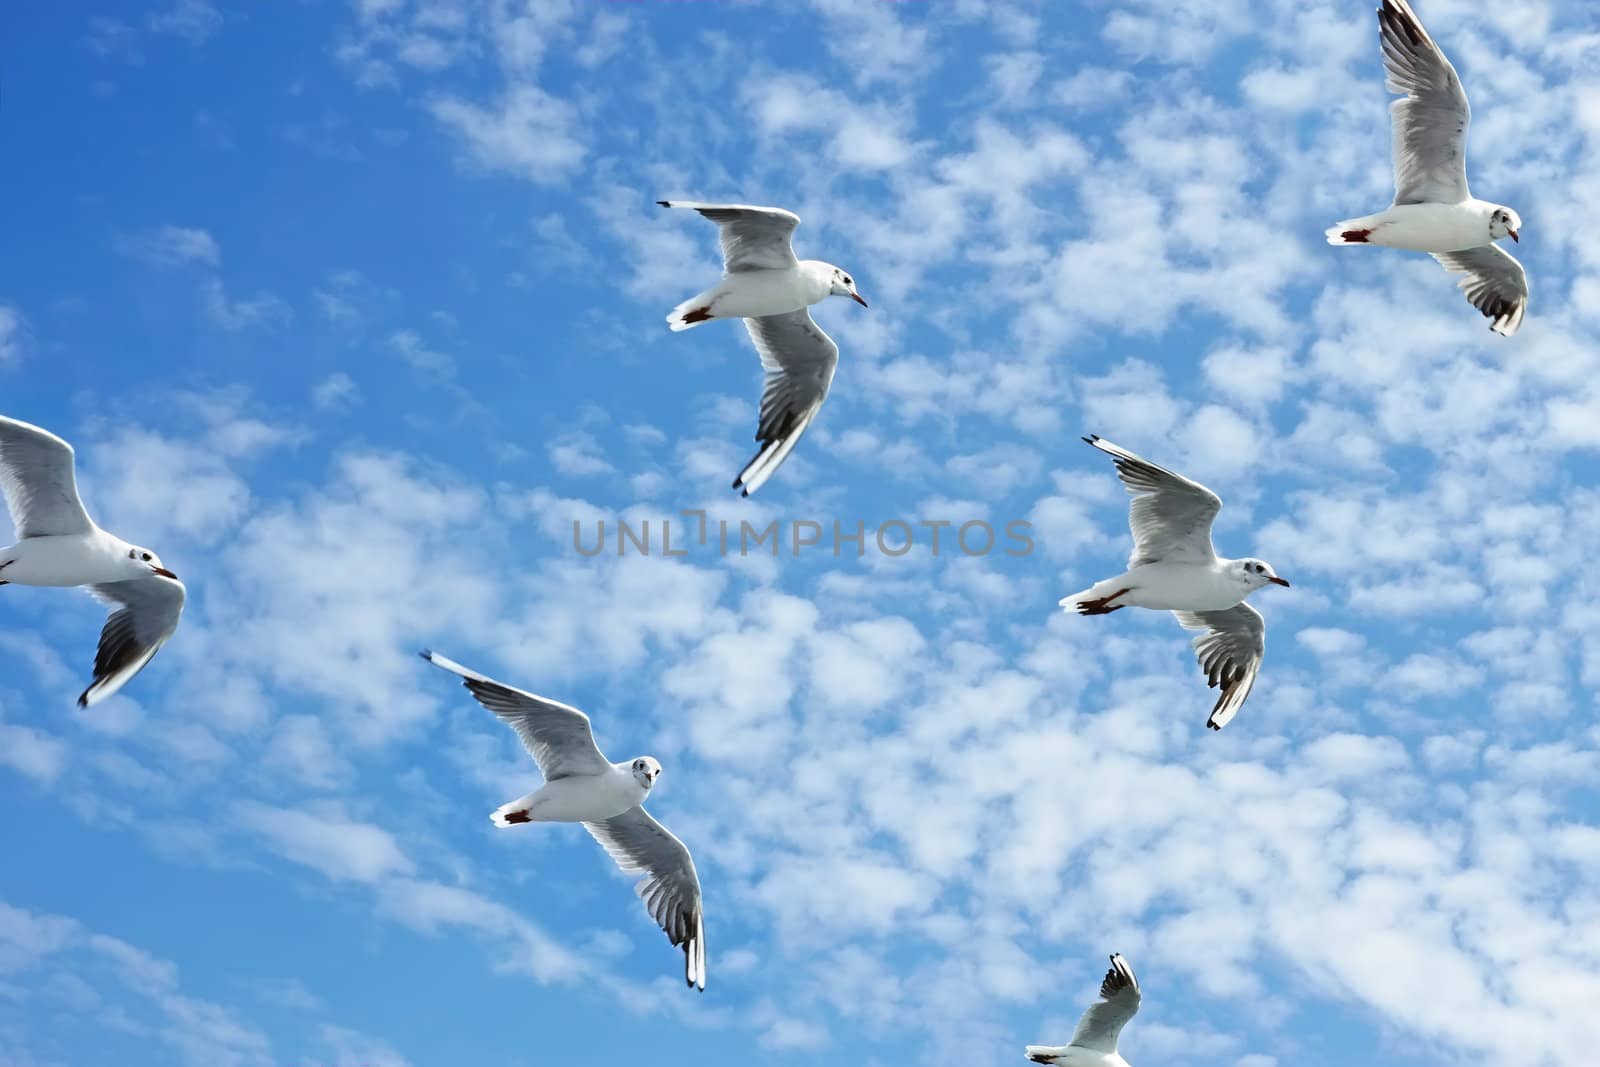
(142, 552), (152, 561)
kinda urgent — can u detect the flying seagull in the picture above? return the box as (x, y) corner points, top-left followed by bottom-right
(1326, 0), (1528, 336)
(421, 650), (706, 991)
(658, 199), (867, 496)
(1025, 954), (1143, 1066)
(0, 415), (185, 707)
(1060, 436), (1289, 731)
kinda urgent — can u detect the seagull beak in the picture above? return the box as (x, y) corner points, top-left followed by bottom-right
(1268, 576), (1290, 587)
(152, 567), (178, 580)
(1508, 229), (1519, 242)
(850, 292), (869, 308)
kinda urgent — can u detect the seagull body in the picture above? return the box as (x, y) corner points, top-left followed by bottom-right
(1331, 199), (1509, 255)
(1025, 954), (1142, 1066)
(667, 257), (848, 329)
(1326, 0), (1528, 336)
(658, 199), (866, 496)
(422, 650), (707, 991)
(1060, 436), (1288, 731)
(492, 761), (651, 827)
(0, 415), (185, 707)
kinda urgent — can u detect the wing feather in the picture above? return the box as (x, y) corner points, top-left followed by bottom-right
(1173, 602), (1267, 731)
(1085, 436), (1221, 567)
(1379, 0), (1472, 205)
(1431, 245), (1529, 337)
(733, 309), (839, 496)
(658, 200), (800, 273)
(0, 416), (95, 538)
(80, 575), (186, 707)
(1068, 954), (1142, 1053)
(584, 806), (706, 990)
(422, 652), (612, 780)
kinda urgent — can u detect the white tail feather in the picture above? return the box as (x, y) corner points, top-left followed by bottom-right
(491, 800), (533, 827)
(666, 293), (717, 332)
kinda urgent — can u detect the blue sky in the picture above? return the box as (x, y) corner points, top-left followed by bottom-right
(3, 1), (1599, 1065)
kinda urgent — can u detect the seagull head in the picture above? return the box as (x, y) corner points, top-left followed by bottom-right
(1239, 558), (1290, 590)
(631, 756), (662, 789)
(1489, 207), (1521, 243)
(126, 546), (178, 580)
(827, 265), (868, 308)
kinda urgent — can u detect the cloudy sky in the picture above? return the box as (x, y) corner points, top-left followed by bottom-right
(3, 1), (1600, 1064)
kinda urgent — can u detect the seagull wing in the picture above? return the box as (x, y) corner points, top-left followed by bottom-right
(1085, 436), (1222, 567)
(1068, 954), (1142, 1053)
(732, 308), (840, 497)
(79, 575), (186, 708)
(584, 806), (706, 991)
(422, 651), (612, 780)
(0, 415), (96, 538)
(1379, 0), (1472, 205)
(1173, 602), (1267, 731)
(658, 200), (801, 273)
(1431, 245), (1529, 337)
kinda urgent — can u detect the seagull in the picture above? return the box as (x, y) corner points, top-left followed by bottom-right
(1025, 954), (1143, 1066)
(1325, 0), (1528, 336)
(658, 199), (867, 496)
(421, 650), (706, 991)
(1059, 437), (1289, 731)
(0, 415), (185, 708)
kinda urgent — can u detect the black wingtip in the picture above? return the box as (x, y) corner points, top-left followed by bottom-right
(76, 690), (90, 709)
(656, 200), (671, 207)
(1082, 434), (1100, 446)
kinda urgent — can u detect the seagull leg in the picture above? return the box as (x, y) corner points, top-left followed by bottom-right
(1076, 587), (1131, 615)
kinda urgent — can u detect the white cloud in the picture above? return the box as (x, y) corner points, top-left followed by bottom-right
(117, 225), (220, 267)
(0, 306), (25, 365)
(146, 1), (222, 44)
(429, 87), (586, 185)
(236, 802), (413, 884)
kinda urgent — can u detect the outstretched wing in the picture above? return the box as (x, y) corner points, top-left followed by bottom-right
(1085, 436), (1222, 568)
(584, 806), (706, 991)
(1173, 602), (1267, 731)
(1432, 245), (1529, 337)
(0, 415), (95, 539)
(657, 200), (801, 273)
(1379, 0), (1472, 205)
(422, 651), (612, 780)
(80, 575), (186, 707)
(732, 309), (840, 497)
(1068, 954), (1142, 1053)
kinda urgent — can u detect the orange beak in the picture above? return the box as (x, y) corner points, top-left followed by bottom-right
(1268, 576), (1290, 587)
(851, 292), (869, 308)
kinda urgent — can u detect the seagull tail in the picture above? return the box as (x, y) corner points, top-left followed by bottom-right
(1024, 1046), (1066, 1064)
(666, 290), (719, 332)
(1325, 220), (1374, 245)
(491, 796), (538, 827)
(1059, 586), (1096, 613)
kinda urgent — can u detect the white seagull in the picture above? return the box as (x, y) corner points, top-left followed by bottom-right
(0, 415), (186, 708)
(1326, 0), (1528, 336)
(1025, 954), (1143, 1066)
(658, 199), (867, 496)
(1060, 437), (1289, 731)
(422, 650), (706, 991)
